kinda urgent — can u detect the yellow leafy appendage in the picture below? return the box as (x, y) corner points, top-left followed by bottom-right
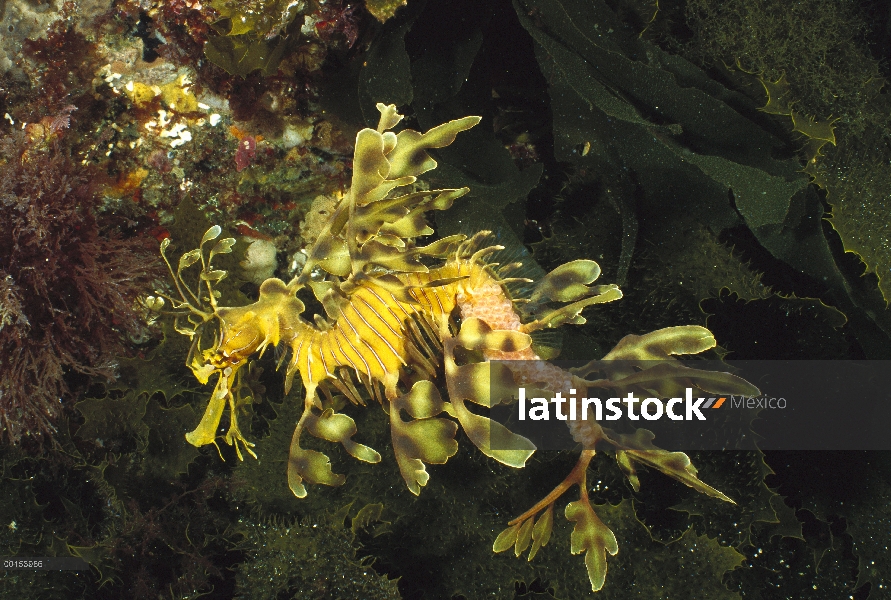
(156, 103), (759, 592)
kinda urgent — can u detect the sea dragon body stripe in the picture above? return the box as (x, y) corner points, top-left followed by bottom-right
(268, 258), (492, 399)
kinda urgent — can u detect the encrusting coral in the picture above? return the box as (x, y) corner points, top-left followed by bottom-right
(155, 103), (759, 591)
(0, 125), (161, 445)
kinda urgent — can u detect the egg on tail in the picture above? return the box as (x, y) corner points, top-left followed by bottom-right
(443, 221), (563, 360)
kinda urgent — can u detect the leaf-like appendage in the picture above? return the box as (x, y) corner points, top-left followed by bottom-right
(493, 522), (521, 553)
(450, 396), (535, 468)
(378, 190), (466, 238)
(375, 103), (403, 131)
(602, 325), (717, 361)
(449, 362), (517, 409)
(395, 380), (444, 419)
(313, 237), (351, 277)
(305, 408), (381, 464)
(386, 116), (482, 179)
(292, 104), (478, 289)
(589, 361), (760, 400)
(287, 447), (346, 499)
(390, 418), (459, 495)
(189, 361), (216, 385)
(528, 504), (554, 561)
(350, 128), (390, 206)
(443, 339), (535, 467)
(414, 234), (468, 258)
(609, 428), (734, 503)
(389, 381), (459, 495)
(565, 499), (619, 592)
(615, 449), (643, 492)
(526, 285), (623, 331)
(457, 317), (532, 353)
(514, 517), (534, 557)
(380, 212), (433, 238)
(309, 280), (337, 305)
(185, 370), (231, 447)
(530, 259), (602, 304)
(381, 132), (398, 155)
(402, 419), (457, 468)
(357, 240), (428, 273)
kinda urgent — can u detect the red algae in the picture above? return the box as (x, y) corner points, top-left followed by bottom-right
(0, 126), (163, 446)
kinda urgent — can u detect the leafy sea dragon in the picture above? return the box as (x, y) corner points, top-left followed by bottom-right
(155, 104), (759, 591)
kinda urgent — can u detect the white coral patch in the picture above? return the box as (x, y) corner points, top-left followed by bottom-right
(160, 122), (192, 147)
